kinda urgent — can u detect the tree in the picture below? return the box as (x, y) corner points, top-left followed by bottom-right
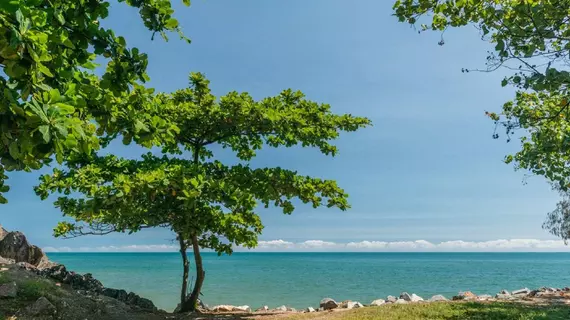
(0, 0), (188, 203)
(393, 0), (570, 237)
(35, 72), (371, 312)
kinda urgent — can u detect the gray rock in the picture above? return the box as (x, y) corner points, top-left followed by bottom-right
(478, 294), (493, 300)
(287, 307), (297, 312)
(401, 292), (423, 302)
(0, 224), (7, 241)
(318, 307), (324, 312)
(233, 305), (251, 312)
(0, 256), (14, 265)
(495, 293), (514, 300)
(0, 281), (17, 298)
(320, 298), (338, 310)
(255, 306), (269, 312)
(395, 299), (408, 304)
(428, 295), (448, 302)
(0, 232), (49, 267)
(22, 297), (57, 316)
(274, 305), (288, 312)
(500, 290), (510, 295)
(512, 288), (530, 295)
(305, 307), (316, 313)
(346, 301), (363, 309)
(370, 299), (385, 306)
(386, 295), (397, 303)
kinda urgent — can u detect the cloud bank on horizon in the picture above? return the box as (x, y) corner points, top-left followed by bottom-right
(43, 239), (570, 252)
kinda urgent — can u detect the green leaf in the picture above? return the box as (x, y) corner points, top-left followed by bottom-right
(165, 19), (179, 29)
(182, 0), (190, 6)
(38, 125), (50, 143)
(8, 143), (19, 159)
(38, 64), (54, 77)
(0, 0), (20, 13)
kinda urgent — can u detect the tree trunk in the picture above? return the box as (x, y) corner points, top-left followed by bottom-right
(178, 233), (190, 308)
(179, 234), (205, 312)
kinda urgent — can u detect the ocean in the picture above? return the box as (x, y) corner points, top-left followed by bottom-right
(47, 252), (570, 311)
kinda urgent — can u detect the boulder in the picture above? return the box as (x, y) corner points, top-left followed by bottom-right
(101, 287), (156, 311)
(500, 289), (510, 295)
(394, 299), (408, 304)
(453, 291), (477, 301)
(287, 307), (297, 312)
(428, 295), (448, 302)
(212, 305), (236, 312)
(320, 298), (338, 310)
(0, 232), (49, 267)
(233, 305), (251, 312)
(346, 301), (363, 309)
(317, 307), (324, 312)
(512, 288), (530, 295)
(401, 292), (423, 302)
(386, 295), (397, 303)
(305, 307), (316, 313)
(478, 294), (493, 300)
(0, 224), (7, 241)
(255, 306), (269, 312)
(274, 305), (288, 312)
(0, 281), (17, 298)
(495, 293), (514, 300)
(0, 256), (15, 265)
(370, 299), (385, 306)
(21, 297), (57, 317)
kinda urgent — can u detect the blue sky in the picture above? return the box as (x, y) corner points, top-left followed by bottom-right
(2, 0), (564, 251)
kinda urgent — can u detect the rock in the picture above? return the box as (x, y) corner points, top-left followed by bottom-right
(428, 295), (448, 302)
(453, 291), (477, 301)
(338, 300), (351, 308)
(400, 293), (423, 302)
(386, 295), (397, 303)
(564, 287), (570, 292)
(101, 287), (156, 311)
(394, 299), (408, 304)
(255, 306), (269, 312)
(233, 305), (251, 312)
(212, 305), (235, 312)
(0, 224), (8, 241)
(346, 301), (363, 309)
(305, 307), (316, 313)
(400, 292), (412, 301)
(21, 297), (57, 317)
(274, 305), (288, 312)
(495, 293), (514, 300)
(0, 256), (14, 265)
(0, 281), (17, 298)
(370, 299), (385, 306)
(0, 267), (8, 272)
(0, 232), (49, 267)
(478, 294), (493, 300)
(320, 298), (338, 310)
(318, 307), (324, 312)
(287, 307), (297, 312)
(512, 288), (530, 295)
(500, 289), (510, 295)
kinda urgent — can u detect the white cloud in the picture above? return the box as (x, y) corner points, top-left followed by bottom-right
(43, 239), (570, 252)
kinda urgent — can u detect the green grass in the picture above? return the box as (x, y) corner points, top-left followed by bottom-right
(18, 278), (58, 300)
(288, 302), (570, 320)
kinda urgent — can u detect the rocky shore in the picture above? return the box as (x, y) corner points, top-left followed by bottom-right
(1, 224), (570, 319)
(0, 225), (163, 319)
(201, 286), (570, 315)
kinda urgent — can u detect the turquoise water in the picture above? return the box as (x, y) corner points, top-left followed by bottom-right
(47, 252), (570, 311)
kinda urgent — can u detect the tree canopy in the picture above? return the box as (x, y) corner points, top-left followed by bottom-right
(0, 0), (188, 203)
(36, 72), (371, 311)
(393, 0), (570, 238)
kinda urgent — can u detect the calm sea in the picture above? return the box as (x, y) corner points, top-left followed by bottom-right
(47, 252), (570, 311)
